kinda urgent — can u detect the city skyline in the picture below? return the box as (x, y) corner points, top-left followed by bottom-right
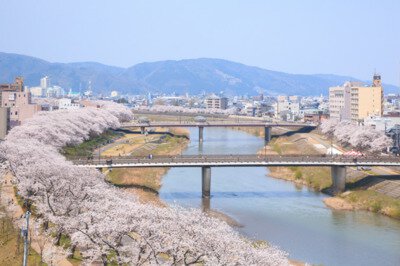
(1, 0), (399, 85)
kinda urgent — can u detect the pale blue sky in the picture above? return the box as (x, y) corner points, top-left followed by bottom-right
(1, 0), (399, 85)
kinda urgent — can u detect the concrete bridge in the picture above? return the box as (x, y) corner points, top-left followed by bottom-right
(72, 154), (400, 196)
(121, 121), (316, 143)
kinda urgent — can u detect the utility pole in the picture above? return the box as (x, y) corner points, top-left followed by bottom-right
(22, 210), (31, 266)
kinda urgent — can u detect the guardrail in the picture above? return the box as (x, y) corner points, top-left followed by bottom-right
(70, 154), (400, 167)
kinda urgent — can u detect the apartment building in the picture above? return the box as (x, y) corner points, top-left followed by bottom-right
(0, 77), (41, 128)
(329, 83), (351, 120)
(329, 74), (383, 121)
(205, 94), (228, 109)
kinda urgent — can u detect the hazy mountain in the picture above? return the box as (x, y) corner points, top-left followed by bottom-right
(0, 52), (398, 96)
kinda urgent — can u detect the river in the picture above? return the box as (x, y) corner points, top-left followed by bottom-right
(159, 127), (400, 266)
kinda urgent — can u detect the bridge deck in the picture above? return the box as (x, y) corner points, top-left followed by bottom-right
(121, 122), (317, 128)
(72, 154), (400, 168)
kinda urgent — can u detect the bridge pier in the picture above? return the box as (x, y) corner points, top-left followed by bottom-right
(199, 126), (204, 143)
(202, 166), (211, 198)
(331, 166), (346, 193)
(140, 126), (145, 134)
(264, 126), (271, 143)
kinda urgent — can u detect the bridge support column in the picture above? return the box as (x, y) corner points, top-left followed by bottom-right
(264, 126), (271, 143)
(140, 126), (145, 134)
(202, 166), (211, 198)
(331, 166), (346, 193)
(199, 126), (204, 143)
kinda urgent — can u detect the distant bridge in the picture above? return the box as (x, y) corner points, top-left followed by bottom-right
(72, 154), (400, 196)
(121, 121), (317, 142)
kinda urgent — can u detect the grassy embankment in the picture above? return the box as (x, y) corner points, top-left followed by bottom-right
(62, 130), (122, 157)
(236, 127), (400, 219)
(104, 127), (189, 205)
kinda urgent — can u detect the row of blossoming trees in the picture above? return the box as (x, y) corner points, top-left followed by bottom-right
(0, 101), (288, 265)
(135, 105), (237, 115)
(320, 119), (392, 153)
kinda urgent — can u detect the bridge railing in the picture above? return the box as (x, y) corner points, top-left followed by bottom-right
(70, 154), (400, 165)
(121, 121), (317, 127)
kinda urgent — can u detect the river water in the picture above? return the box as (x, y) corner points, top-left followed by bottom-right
(159, 128), (400, 266)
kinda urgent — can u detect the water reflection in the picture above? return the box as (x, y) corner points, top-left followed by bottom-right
(198, 142), (203, 154)
(162, 190), (322, 200)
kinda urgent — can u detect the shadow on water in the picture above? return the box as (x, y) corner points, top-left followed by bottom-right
(162, 190), (322, 200)
(116, 128), (189, 139)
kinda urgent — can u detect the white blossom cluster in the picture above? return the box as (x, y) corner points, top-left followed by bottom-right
(0, 102), (289, 265)
(320, 119), (392, 153)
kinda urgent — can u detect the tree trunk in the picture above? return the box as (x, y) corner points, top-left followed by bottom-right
(68, 244), (76, 259)
(55, 231), (62, 246)
(43, 221), (49, 231)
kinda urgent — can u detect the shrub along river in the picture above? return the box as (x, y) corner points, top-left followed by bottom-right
(159, 127), (400, 266)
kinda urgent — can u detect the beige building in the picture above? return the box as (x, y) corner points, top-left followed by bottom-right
(0, 77), (41, 128)
(329, 74), (383, 121)
(205, 94), (228, 109)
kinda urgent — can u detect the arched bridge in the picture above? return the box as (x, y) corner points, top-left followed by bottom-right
(72, 154), (400, 196)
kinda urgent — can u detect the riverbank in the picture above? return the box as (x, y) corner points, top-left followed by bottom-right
(325, 190), (400, 219)
(105, 127), (189, 205)
(234, 126), (400, 220)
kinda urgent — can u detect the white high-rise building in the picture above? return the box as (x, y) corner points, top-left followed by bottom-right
(40, 76), (50, 89)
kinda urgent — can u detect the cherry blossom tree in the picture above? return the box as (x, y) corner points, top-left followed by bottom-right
(0, 101), (289, 265)
(320, 119), (392, 153)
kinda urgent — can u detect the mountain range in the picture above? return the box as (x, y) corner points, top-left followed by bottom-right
(0, 52), (397, 96)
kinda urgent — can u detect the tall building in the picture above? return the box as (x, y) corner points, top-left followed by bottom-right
(329, 74), (383, 121)
(329, 83), (351, 120)
(0, 77), (41, 128)
(205, 94), (228, 109)
(40, 76), (50, 89)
